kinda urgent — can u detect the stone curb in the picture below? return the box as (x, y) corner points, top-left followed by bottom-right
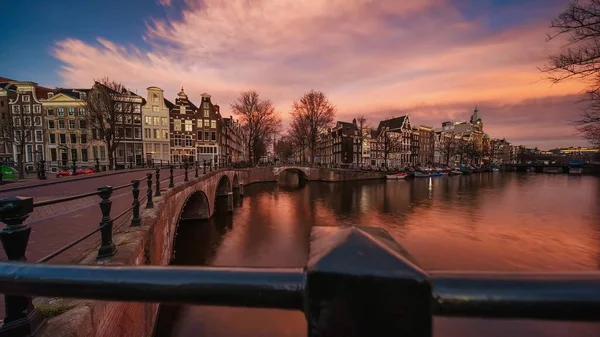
(0, 168), (157, 193)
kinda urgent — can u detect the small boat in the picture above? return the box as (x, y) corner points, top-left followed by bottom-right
(432, 172), (443, 177)
(568, 160), (583, 175)
(450, 169), (463, 175)
(492, 167), (500, 172)
(413, 171), (431, 178)
(386, 173), (408, 180)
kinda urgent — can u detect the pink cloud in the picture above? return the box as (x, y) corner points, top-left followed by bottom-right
(51, 0), (591, 149)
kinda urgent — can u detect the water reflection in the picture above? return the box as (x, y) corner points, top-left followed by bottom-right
(157, 173), (600, 337)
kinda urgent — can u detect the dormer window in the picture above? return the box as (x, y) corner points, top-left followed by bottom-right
(48, 93), (54, 98)
(22, 95), (30, 102)
(203, 102), (209, 109)
(80, 92), (86, 99)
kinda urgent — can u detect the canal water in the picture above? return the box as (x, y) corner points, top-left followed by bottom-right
(155, 173), (600, 337)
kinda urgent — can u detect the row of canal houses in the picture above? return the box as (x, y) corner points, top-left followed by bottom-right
(0, 78), (246, 172)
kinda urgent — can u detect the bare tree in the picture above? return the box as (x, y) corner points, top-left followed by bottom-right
(438, 132), (458, 166)
(379, 127), (402, 168)
(290, 90), (336, 163)
(288, 118), (309, 163)
(231, 90), (281, 165)
(85, 78), (138, 170)
(0, 110), (39, 179)
(542, 0), (600, 147)
(274, 136), (294, 163)
(355, 116), (369, 165)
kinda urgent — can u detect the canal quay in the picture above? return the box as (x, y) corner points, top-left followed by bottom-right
(156, 172), (600, 337)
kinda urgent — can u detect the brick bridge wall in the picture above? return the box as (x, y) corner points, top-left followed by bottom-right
(37, 167), (384, 337)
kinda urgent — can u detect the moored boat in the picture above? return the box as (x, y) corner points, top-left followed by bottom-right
(449, 169), (463, 175)
(413, 171), (431, 178)
(568, 160), (583, 175)
(386, 173), (408, 180)
(432, 171), (443, 177)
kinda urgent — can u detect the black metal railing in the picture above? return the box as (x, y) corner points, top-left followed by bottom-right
(0, 162), (229, 336)
(0, 225), (598, 337)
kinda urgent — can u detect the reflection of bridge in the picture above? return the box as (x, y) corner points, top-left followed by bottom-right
(503, 163), (600, 174)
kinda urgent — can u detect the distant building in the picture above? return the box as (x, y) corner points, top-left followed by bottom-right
(142, 86), (173, 165)
(195, 93), (222, 165)
(169, 88), (198, 164)
(414, 125), (434, 165)
(316, 120), (360, 165)
(374, 115), (412, 167)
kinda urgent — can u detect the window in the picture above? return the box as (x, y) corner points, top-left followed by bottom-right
(78, 108), (85, 116)
(68, 108), (75, 116)
(197, 120), (202, 128)
(49, 134), (56, 144)
(211, 131), (216, 142)
(184, 120), (192, 131)
(100, 147), (106, 160)
(174, 119), (182, 131)
(125, 128), (132, 138)
(47, 108), (54, 116)
(71, 149), (78, 161)
(181, 106), (186, 115)
(203, 102), (209, 109)
(145, 116), (152, 125)
(70, 134), (77, 144)
(115, 103), (122, 112)
(134, 104), (141, 113)
(69, 120), (76, 129)
(116, 114), (123, 123)
(35, 130), (43, 142)
(24, 117), (31, 126)
(59, 134), (66, 144)
(23, 105), (30, 114)
(134, 128), (141, 139)
(185, 135), (193, 147)
(154, 129), (160, 139)
(116, 128), (123, 137)
(125, 115), (132, 124)
(48, 93), (54, 99)
(161, 117), (168, 126)
(12, 105), (20, 114)
(92, 146), (98, 159)
(204, 131), (209, 141)
(80, 92), (86, 99)
(51, 148), (57, 161)
(81, 149), (88, 162)
(58, 108), (64, 116)
(153, 117), (160, 126)
(13, 117), (20, 126)
(26, 145), (33, 162)
(34, 116), (41, 126)
(211, 120), (216, 129)
(79, 120), (87, 128)
(197, 131), (203, 141)
(174, 134), (182, 146)
(204, 109), (209, 117)
(92, 128), (99, 140)
(145, 129), (151, 139)
(153, 94), (158, 103)
(22, 95), (30, 102)
(33, 105), (41, 114)
(133, 115), (141, 124)
(81, 134), (87, 144)
(161, 130), (169, 139)
(204, 120), (210, 128)
(152, 106), (159, 112)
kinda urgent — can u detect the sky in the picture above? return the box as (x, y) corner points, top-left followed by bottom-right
(0, 0), (592, 150)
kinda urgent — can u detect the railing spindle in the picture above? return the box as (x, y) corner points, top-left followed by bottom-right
(155, 168), (161, 197)
(169, 165), (175, 188)
(195, 161), (199, 178)
(203, 160), (207, 174)
(146, 173), (154, 209)
(131, 180), (141, 226)
(97, 186), (117, 259)
(184, 162), (189, 182)
(0, 197), (44, 334)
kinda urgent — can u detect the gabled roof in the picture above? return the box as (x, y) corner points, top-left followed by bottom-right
(376, 116), (407, 136)
(164, 98), (174, 110)
(0, 76), (54, 100)
(54, 88), (91, 100)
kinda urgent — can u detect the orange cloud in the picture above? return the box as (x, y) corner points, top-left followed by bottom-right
(51, 0), (590, 148)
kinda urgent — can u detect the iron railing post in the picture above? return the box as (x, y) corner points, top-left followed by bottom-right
(169, 166), (174, 188)
(71, 158), (77, 176)
(184, 162), (189, 182)
(195, 161), (199, 178)
(131, 180), (141, 226)
(203, 160), (206, 174)
(97, 186), (116, 259)
(146, 173), (154, 209)
(95, 158), (100, 172)
(0, 197), (44, 336)
(155, 168), (161, 197)
(38, 160), (47, 180)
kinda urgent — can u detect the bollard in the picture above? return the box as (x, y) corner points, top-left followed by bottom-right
(203, 160), (207, 174)
(97, 186), (117, 259)
(95, 158), (100, 172)
(184, 162), (189, 182)
(169, 166), (175, 188)
(0, 197), (44, 335)
(39, 160), (47, 180)
(155, 168), (161, 197)
(195, 161), (199, 178)
(146, 173), (154, 209)
(72, 158), (77, 176)
(131, 180), (141, 226)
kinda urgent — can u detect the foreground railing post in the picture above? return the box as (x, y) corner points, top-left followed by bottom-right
(169, 165), (175, 188)
(195, 161), (199, 178)
(146, 173), (154, 209)
(184, 162), (189, 182)
(155, 168), (161, 197)
(131, 180), (141, 226)
(71, 158), (77, 176)
(305, 226), (432, 337)
(97, 186), (117, 259)
(203, 160), (207, 174)
(95, 158), (100, 172)
(0, 197), (44, 336)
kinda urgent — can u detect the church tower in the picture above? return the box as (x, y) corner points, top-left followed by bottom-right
(470, 106), (483, 132)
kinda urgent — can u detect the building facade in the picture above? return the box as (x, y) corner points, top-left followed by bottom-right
(195, 93), (221, 165)
(375, 115), (412, 167)
(316, 120), (360, 165)
(142, 86), (172, 165)
(415, 125), (434, 166)
(0, 81), (16, 162)
(42, 89), (93, 171)
(169, 88), (198, 164)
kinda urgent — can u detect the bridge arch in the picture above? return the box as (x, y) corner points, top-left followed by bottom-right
(273, 166), (310, 180)
(232, 174), (240, 190)
(179, 190), (210, 221)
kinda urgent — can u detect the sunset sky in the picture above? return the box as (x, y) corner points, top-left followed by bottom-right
(0, 0), (591, 149)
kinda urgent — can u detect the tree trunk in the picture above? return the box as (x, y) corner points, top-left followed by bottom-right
(17, 144), (25, 179)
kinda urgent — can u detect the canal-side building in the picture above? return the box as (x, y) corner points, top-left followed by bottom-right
(0, 81), (16, 162)
(5, 81), (51, 172)
(374, 115), (412, 167)
(195, 93), (221, 165)
(316, 120), (360, 165)
(42, 88), (93, 171)
(142, 86), (173, 165)
(415, 125), (434, 166)
(169, 88), (198, 164)
(222, 115), (245, 164)
(410, 128), (419, 165)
